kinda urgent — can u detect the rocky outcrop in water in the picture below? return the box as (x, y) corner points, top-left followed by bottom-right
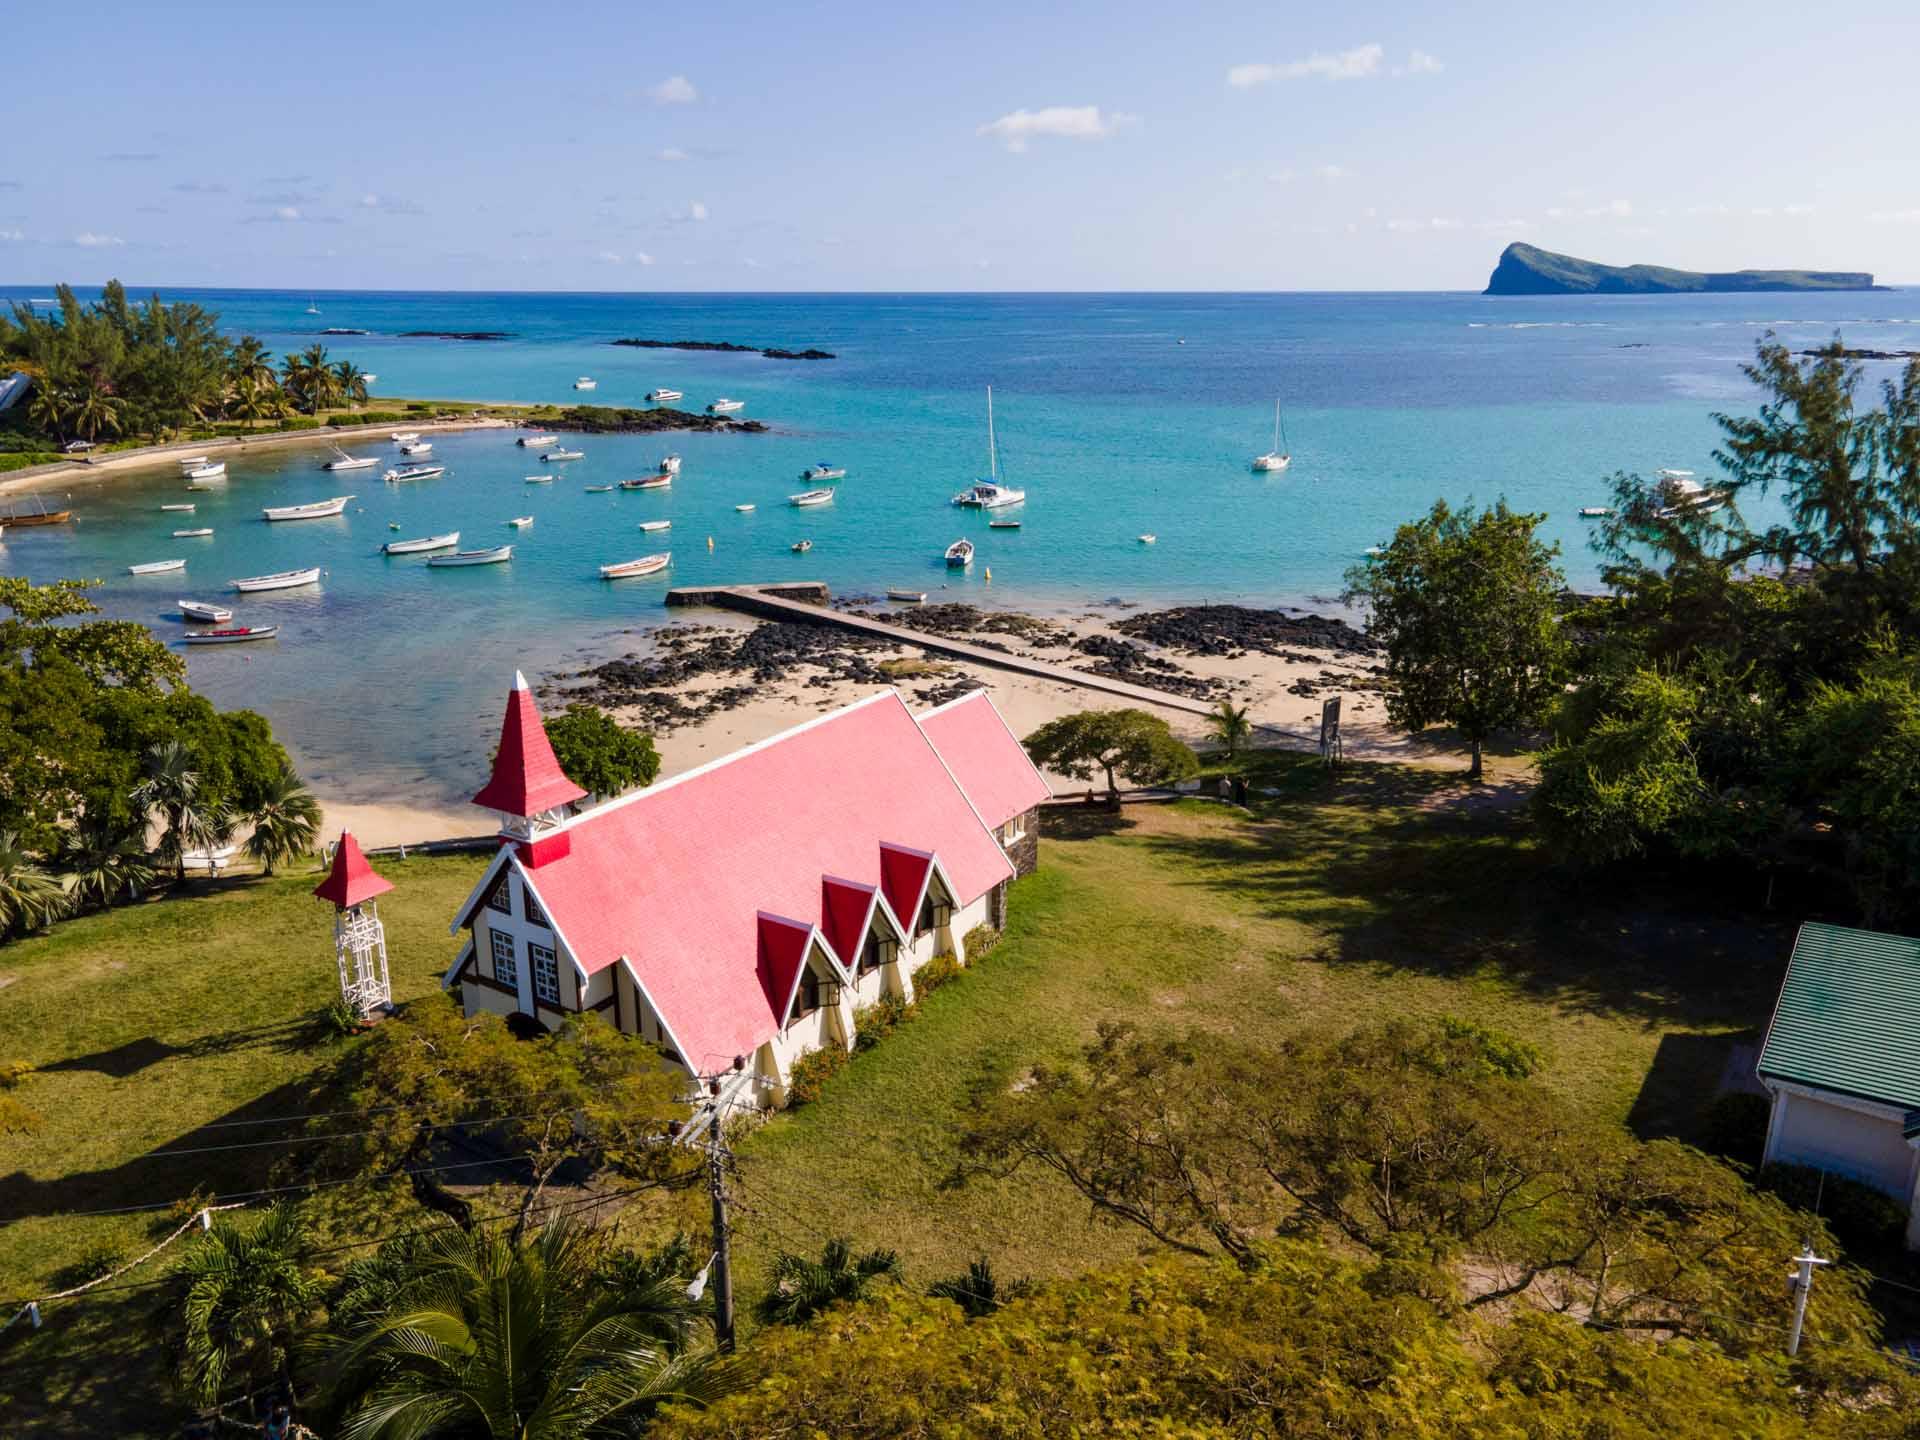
(541, 405), (767, 434)
(1484, 242), (1880, 296)
(611, 338), (836, 360)
(1115, 605), (1378, 659)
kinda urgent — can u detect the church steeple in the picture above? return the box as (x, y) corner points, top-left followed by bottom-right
(473, 671), (587, 865)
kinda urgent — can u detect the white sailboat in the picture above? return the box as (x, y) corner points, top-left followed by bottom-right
(324, 446), (378, 472)
(1252, 398), (1291, 472)
(951, 387), (1025, 508)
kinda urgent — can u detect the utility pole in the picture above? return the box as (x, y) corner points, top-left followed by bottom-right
(676, 1058), (754, 1354)
(1786, 1244), (1829, 1356)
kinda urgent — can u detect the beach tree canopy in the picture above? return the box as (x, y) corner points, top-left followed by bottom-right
(542, 701), (661, 799)
(1344, 498), (1565, 777)
(1022, 708), (1198, 808)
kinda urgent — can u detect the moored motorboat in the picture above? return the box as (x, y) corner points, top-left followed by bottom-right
(585, 484), (614, 493)
(573, 377), (598, 390)
(637, 519), (672, 532)
(324, 446), (378, 472)
(599, 552), (672, 579)
(945, 539), (974, 567)
(428, 545), (513, 567)
(172, 527), (215, 537)
(541, 449), (584, 462)
(384, 464), (446, 483)
(176, 455), (210, 470)
(524, 474), (555, 484)
(788, 488), (834, 507)
(399, 441), (433, 457)
(791, 539), (813, 553)
(801, 462), (846, 481)
(646, 388), (683, 403)
(505, 515), (534, 528)
(989, 519), (1021, 529)
(518, 433), (559, 447)
(263, 495), (354, 521)
(186, 625), (278, 645)
(178, 599), (232, 623)
(391, 431), (421, 443)
(129, 558), (187, 575)
(1579, 506), (1614, 518)
(886, 588), (926, 603)
(160, 503), (197, 513)
(232, 566), (322, 592)
(383, 531), (460, 555)
(734, 502), (755, 512)
(620, 473), (672, 490)
(706, 397), (745, 414)
(186, 462), (227, 480)
(1137, 533), (1157, 544)
(659, 454), (682, 474)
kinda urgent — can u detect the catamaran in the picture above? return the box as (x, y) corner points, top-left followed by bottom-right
(232, 567), (321, 593)
(944, 539), (974, 568)
(129, 558), (187, 575)
(646, 388), (683, 403)
(324, 446), (378, 472)
(263, 495), (354, 521)
(1252, 397), (1291, 472)
(951, 387), (1025, 508)
(428, 545), (513, 567)
(599, 552), (672, 579)
(789, 489), (834, 507)
(384, 465), (446, 483)
(178, 599), (233, 623)
(383, 531), (460, 555)
(706, 397), (746, 415)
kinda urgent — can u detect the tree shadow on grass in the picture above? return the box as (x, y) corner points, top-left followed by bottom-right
(36, 1018), (318, 1080)
(1036, 805), (1138, 843)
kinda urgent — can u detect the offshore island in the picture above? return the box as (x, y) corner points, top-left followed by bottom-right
(1485, 241), (1884, 295)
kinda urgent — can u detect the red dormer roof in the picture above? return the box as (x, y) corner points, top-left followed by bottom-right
(916, 689), (1053, 829)
(313, 830), (393, 909)
(755, 913), (816, 1026)
(820, 876), (879, 962)
(472, 670), (589, 819)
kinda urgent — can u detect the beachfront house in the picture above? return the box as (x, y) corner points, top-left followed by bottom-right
(443, 673), (1052, 1104)
(1756, 921), (1920, 1249)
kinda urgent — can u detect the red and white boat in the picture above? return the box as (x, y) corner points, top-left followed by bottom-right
(618, 473), (672, 490)
(185, 625), (279, 645)
(599, 552), (672, 580)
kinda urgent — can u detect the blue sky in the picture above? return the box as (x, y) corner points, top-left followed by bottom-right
(3, 0), (1916, 291)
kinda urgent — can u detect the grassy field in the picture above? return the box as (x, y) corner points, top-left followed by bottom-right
(0, 755), (1796, 1430)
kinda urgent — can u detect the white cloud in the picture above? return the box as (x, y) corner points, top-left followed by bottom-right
(597, 250), (624, 264)
(275, 206), (301, 221)
(0, 228), (22, 241)
(1387, 217), (1464, 232)
(667, 199), (710, 224)
(1869, 208), (1920, 224)
(742, 257), (764, 269)
(1268, 163), (1349, 184)
(1685, 203), (1731, 216)
(1228, 43), (1383, 88)
(360, 193), (425, 216)
(1315, 163), (1350, 181)
(633, 250), (655, 265)
(648, 75), (697, 105)
(976, 105), (1138, 152)
(1398, 50), (1444, 75)
(172, 180), (228, 194)
(1782, 202), (1815, 216)
(1474, 217), (1532, 232)
(655, 147), (688, 162)
(72, 231), (125, 247)
(1551, 198), (1634, 219)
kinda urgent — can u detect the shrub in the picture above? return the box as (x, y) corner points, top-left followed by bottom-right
(280, 416), (320, 431)
(1758, 1162), (1908, 1255)
(1434, 1015), (1543, 1079)
(961, 924), (1000, 964)
(786, 1044), (850, 1107)
(1698, 1091), (1770, 1169)
(322, 996), (363, 1038)
(912, 951), (963, 996)
(853, 992), (918, 1053)
(405, 402), (433, 412)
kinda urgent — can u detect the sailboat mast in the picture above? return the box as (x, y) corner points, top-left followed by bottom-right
(986, 385), (998, 481)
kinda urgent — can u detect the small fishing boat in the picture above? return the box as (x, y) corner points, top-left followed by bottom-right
(399, 441), (433, 457)
(383, 531), (460, 555)
(0, 497), (73, 526)
(505, 516), (534, 528)
(428, 545), (513, 568)
(524, 474), (555, 484)
(176, 455), (210, 469)
(637, 520), (672, 532)
(186, 625), (278, 645)
(263, 495), (354, 522)
(789, 488), (835, 507)
(391, 431), (421, 443)
(186, 462), (227, 480)
(324, 446), (379, 472)
(1579, 507), (1614, 518)
(989, 519), (1021, 530)
(800, 462), (846, 482)
(646, 388), (683, 403)
(232, 567), (322, 593)
(620, 474), (672, 490)
(791, 539), (813, 553)
(573, 377), (598, 391)
(1252, 397), (1291, 472)
(599, 552), (672, 579)
(659, 454), (682, 474)
(517, 433), (559, 447)
(1137, 534), (1157, 545)
(178, 600), (233, 623)
(384, 464), (446, 483)
(706, 397), (746, 415)
(161, 502), (197, 513)
(734, 503), (756, 512)
(945, 539), (974, 568)
(541, 449), (584, 462)
(172, 527), (215, 538)
(129, 558), (187, 575)
(886, 589), (927, 604)
(584, 484), (614, 493)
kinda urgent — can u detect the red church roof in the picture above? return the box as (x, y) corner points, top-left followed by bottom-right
(313, 830), (393, 909)
(472, 671), (588, 819)
(916, 689), (1053, 829)
(462, 690), (1015, 1071)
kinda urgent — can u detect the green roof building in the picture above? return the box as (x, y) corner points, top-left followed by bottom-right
(1757, 922), (1920, 1249)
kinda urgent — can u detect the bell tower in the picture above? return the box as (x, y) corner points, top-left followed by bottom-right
(472, 670), (588, 867)
(313, 829), (394, 1019)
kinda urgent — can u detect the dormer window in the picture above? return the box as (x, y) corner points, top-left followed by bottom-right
(858, 932), (886, 977)
(524, 887), (549, 929)
(487, 874), (512, 915)
(794, 968), (822, 1020)
(916, 894), (935, 937)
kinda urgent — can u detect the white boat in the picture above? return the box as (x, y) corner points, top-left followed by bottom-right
(791, 539), (813, 553)
(945, 539), (974, 568)
(172, 527), (214, 538)
(263, 495), (354, 522)
(383, 531), (460, 555)
(573, 377), (598, 391)
(186, 625), (278, 645)
(1654, 469), (1729, 518)
(637, 519), (672, 532)
(186, 462), (227, 480)
(518, 433), (559, 447)
(178, 599), (232, 623)
(1579, 507), (1614, 518)
(176, 455), (210, 469)
(384, 465), (446, 483)
(541, 449), (584, 462)
(232, 567), (321, 593)
(952, 387), (1025, 508)
(989, 518), (1021, 530)
(428, 545), (513, 567)
(161, 503), (197, 512)
(506, 516), (534, 528)
(660, 454), (682, 474)
(801, 462), (846, 482)
(525, 474), (555, 484)
(585, 484), (614, 493)
(886, 589), (926, 603)
(789, 489), (835, 507)
(599, 552), (672, 579)
(362, 374), (377, 385)
(399, 441), (434, 457)
(1252, 397), (1291, 472)
(391, 431), (421, 443)
(305, 297), (320, 314)
(646, 388), (683, 403)
(129, 558), (187, 575)
(324, 447), (379, 472)
(620, 474), (671, 491)
(734, 502), (756, 512)
(1137, 533), (1157, 544)
(706, 398), (746, 414)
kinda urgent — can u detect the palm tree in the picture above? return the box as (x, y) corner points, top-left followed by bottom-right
(0, 830), (70, 936)
(132, 739), (223, 883)
(26, 381), (72, 445)
(320, 1221), (736, 1439)
(243, 763), (322, 876)
(229, 335), (278, 390)
(174, 1204), (319, 1409)
(69, 375), (124, 443)
(755, 1237), (901, 1326)
(58, 814), (156, 911)
(333, 360), (369, 412)
(1207, 699), (1253, 769)
(230, 373), (284, 426)
(927, 1255), (1032, 1319)
(281, 344), (339, 415)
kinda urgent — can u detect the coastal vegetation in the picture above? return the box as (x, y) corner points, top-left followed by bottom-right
(542, 701), (662, 798)
(1021, 708), (1199, 807)
(1483, 241), (1881, 295)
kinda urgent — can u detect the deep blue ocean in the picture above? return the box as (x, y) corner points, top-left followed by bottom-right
(4, 285), (1917, 805)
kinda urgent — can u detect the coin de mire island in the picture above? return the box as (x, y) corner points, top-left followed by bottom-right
(433, 673), (1049, 1103)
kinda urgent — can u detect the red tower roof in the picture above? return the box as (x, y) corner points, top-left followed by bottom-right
(472, 671), (589, 819)
(313, 830), (394, 909)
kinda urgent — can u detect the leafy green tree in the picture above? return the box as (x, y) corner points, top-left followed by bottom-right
(318, 1220), (736, 1439)
(242, 762), (322, 876)
(543, 702), (660, 799)
(1022, 708), (1199, 809)
(1345, 498), (1565, 777)
(58, 813), (156, 911)
(755, 1238), (902, 1327)
(1205, 698), (1252, 768)
(927, 1256), (1031, 1318)
(172, 1204), (320, 1408)
(0, 828), (70, 936)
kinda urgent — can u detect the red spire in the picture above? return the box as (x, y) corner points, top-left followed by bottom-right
(472, 670), (589, 819)
(313, 830), (394, 909)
